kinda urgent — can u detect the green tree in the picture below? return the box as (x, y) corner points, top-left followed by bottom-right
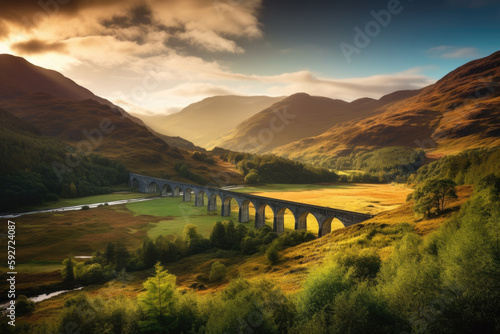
(114, 242), (130, 270)
(183, 224), (208, 254)
(413, 178), (457, 217)
(69, 182), (78, 197)
(139, 262), (178, 331)
(224, 220), (237, 249)
(62, 257), (75, 283)
(142, 239), (158, 268)
(244, 169), (260, 184)
(210, 222), (227, 249)
(104, 242), (115, 264)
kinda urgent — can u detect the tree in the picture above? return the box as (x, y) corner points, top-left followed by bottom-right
(267, 242), (280, 265)
(210, 222), (227, 249)
(224, 220), (237, 249)
(183, 224), (208, 254)
(139, 262), (178, 331)
(413, 178), (457, 217)
(62, 257), (75, 283)
(104, 242), (115, 264)
(244, 169), (260, 184)
(142, 239), (158, 268)
(114, 242), (130, 270)
(69, 182), (78, 197)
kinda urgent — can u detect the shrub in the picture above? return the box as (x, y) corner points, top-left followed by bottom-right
(209, 261), (227, 282)
(267, 242), (280, 265)
(82, 205), (90, 210)
(16, 295), (35, 316)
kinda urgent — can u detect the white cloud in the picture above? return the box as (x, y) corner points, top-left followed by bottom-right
(166, 83), (238, 97)
(177, 29), (244, 53)
(427, 46), (481, 59)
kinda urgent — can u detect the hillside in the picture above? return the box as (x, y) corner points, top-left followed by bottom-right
(0, 54), (203, 151)
(274, 51), (500, 161)
(213, 90), (418, 153)
(0, 108), (130, 210)
(0, 54), (243, 183)
(137, 95), (285, 148)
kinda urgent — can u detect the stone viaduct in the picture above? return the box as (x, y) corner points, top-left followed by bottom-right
(130, 173), (374, 237)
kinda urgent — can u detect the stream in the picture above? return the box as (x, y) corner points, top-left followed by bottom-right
(0, 287), (84, 311)
(0, 196), (160, 219)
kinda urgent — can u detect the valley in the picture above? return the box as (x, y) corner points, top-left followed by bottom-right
(0, 7), (499, 331)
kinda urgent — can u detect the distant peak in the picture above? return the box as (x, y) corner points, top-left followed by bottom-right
(288, 92), (311, 98)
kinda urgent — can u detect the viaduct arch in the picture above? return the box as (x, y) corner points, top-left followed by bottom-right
(130, 173), (374, 237)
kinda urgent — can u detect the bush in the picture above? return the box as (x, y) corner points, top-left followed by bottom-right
(209, 261), (227, 282)
(192, 152), (215, 164)
(82, 205), (90, 210)
(335, 250), (381, 280)
(267, 242), (280, 265)
(16, 295), (35, 316)
(244, 169), (260, 184)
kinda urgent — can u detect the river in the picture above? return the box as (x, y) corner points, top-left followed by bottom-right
(0, 196), (160, 219)
(0, 287), (84, 311)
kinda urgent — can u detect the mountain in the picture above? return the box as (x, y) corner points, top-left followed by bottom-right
(137, 95), (285, 148)
(0, 54), (201, 150)
(273, 51), (500, 161)
(212, 90), (418, 154)
(0, 108), (130, 211)
(0, 54), (243, 182)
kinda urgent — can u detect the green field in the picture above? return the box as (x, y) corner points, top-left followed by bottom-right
(126, 196), (244, 238)
(13, 261), (63, 273)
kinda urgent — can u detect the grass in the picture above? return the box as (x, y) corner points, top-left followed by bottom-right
(234, 183), (413, 215)
(126, 196), (247, 238)
(12, 261), (63, 273)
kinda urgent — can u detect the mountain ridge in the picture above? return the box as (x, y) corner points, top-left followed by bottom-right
(137, 95), (285, 147)
(273, 51), (500, 161)
(211, 90), (419, 153)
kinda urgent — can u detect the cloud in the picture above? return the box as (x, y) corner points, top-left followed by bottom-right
(10, 39), (66, 55)
(177, 29), (244, 53)
(249, 69), (434, 101)
(101, 4), (153, 29)
(427, 46), (481, 59)
(1, 0), (263, 53)
(166, 83), (238, 97)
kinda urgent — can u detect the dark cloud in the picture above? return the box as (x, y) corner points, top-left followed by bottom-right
(0, 0), (124, 31)
(101, 3), (153, 29)
(11, 39), (66, 55)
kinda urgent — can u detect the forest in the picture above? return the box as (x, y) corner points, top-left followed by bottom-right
(216, 149), (338, 184)
(0, 109), (129, 211)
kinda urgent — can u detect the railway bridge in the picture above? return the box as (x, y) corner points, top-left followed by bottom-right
(130, 173), (374, 237)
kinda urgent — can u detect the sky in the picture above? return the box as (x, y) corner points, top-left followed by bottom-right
(0, 0), (499, 115)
